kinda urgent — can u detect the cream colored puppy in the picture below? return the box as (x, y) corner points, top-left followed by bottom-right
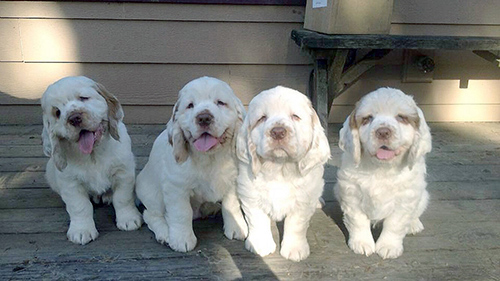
(335, 88), (432, 259)
(236, 86), (330, 261)
(136, 77), (248, 252)
(41, 76), (142, 245)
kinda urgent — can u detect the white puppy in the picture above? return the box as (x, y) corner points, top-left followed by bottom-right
(335, 87), (432, 259)
(236, 86), (330, 261)
(136, 77), (248, 252)
(41, 76), (142, 245)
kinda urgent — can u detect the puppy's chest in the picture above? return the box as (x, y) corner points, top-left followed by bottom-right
(191, 161), (237, 202)
(74, 164), (116, 195)
(255, 179), (298, 220)
(355, 175), (416, 220)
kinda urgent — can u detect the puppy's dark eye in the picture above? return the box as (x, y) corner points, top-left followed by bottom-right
(187, 102), (194, 109)
(53, 107), (61, 119)
(79, 96), (89, 101)
(396, 114), (409, 124)
(257, 115), (267, 123)
(217, 100), (226, 106)
(292, 114), (301, 121)
(361, 115), (373, 126)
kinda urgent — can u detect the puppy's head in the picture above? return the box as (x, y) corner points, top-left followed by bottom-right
(167, 76), (244, 163)
(339, 87), (431, 168)
(41, 76), (123, 171)
(237, 86), (330, 176)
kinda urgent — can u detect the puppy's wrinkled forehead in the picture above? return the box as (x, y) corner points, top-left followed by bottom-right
(178, 77), (235, 106)
(249, 87), (311, 121)
(355, 88), (420, 128)
(42, 77), (102, 110)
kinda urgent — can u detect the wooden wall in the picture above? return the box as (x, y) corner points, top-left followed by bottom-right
(0, 1), (499, 124)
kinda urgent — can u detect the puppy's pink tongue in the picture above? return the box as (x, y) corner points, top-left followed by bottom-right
(78, 130), (95, 154)
(193, 133), (218, 152)
(376, 148), (396, 160)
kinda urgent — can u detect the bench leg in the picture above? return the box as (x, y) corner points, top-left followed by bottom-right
(312, 58), (329, 135)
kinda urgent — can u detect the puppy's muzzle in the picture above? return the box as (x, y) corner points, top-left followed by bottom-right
(375, 127), (392, 140)
(68, 112), (83, 127)
(196, 111), (214, 127)
(270, 126), (287, 140)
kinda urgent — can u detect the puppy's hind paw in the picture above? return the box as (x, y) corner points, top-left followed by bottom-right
(407, 218), (424, 235)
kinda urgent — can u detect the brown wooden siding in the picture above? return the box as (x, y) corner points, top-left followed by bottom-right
(0, 1), (499, 124)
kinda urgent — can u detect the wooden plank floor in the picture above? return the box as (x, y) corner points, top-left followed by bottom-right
(1, 123), (499, 280)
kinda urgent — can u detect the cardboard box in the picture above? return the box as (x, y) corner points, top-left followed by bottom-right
(304, 0), (394, 34)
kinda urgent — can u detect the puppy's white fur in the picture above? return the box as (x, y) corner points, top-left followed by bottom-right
(237, 86), (330, 261)
(41, 76), (142, 245)
(335, 88), (432, 259)
(136, 77), (248, 252)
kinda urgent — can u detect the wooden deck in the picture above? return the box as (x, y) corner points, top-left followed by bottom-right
(1, 123), (499, 280)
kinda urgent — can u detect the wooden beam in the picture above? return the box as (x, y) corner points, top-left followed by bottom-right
(473, 50), (500, 67)
(292, 29), (500, 51)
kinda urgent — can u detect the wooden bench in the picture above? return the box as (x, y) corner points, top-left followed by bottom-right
(291, 29), (500, 133)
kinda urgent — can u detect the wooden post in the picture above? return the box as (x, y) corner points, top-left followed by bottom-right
(313, 57), (329, 134)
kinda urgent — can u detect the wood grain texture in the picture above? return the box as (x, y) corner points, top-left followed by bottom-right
(19, 20), (308, 64)
(0, 2), (306, 22)
(0, 63), (311, 105)
(0, 123), (499, 280)
(292, 29), (500, 50)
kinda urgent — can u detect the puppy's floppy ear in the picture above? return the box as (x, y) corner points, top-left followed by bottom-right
(42, 115), (52, 158)
(231, 97), (246, 152)
(236, 116), (261, 176)
(339, 105), (361, 166)
(407, 107), (432, 169)
(42, 115), (68, 171)
(298, 105), (331, 175)
(167, 102), (189, 164)
(94, 82), (124, 141)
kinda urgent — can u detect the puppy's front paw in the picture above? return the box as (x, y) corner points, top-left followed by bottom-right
(116, 207), (143, 231)
(168, 230), (197, 252)
(67, 223), (99, 245)
(348, 236), (375, 256)
(224, 219), (248, 241)
(376, 240), (404, 259)
(280, 239), (310, 262)
(245, 233), (276, 257)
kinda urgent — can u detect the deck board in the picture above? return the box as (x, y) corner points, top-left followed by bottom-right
(1, 123), (499, 280)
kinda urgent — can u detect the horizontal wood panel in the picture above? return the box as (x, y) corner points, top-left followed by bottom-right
(16, 19), (307, 64)
(4, 1), (500, 26)
(390, 24), (500, 37)
(0, 2), (305, 22)
(392, 0), (500, 25)
(0, 63), (311, 105)
(0, 20), (22, 61)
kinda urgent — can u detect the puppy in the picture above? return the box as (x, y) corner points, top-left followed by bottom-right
(41, 76), (142, 245)
(236, 86), (331, 261)
(136, 77), (248, 252)
(335, 87), (432, 259)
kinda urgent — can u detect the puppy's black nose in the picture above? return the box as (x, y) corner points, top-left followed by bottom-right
(68, 113), (83, 127)
(376, 127), (392, 140)
(196, 112), (214, 127)
(270, 127), (287, 140)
